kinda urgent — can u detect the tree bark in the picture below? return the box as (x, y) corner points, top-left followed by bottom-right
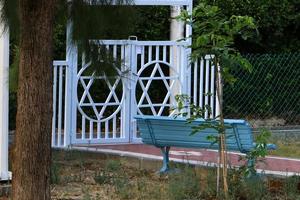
(12, 0), (56, 199)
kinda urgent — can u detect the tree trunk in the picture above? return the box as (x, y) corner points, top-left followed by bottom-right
(12, 0), (56, 199)
(215, 60), (229, 198)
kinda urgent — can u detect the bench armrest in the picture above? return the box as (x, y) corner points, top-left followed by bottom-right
(266, 143), (277, 150)
(252, 143), (277, 150)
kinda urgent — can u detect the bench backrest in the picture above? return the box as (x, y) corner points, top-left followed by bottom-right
(135, 115), (254, 153)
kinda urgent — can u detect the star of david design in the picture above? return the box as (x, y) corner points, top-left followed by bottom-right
(137, 62), (179, 116)
(78, 75), (122, 122)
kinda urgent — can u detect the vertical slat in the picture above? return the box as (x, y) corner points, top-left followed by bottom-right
(210, 64), (215, 118)
(141, 46), (145, 67)
(113, 116), (117, 138)
(97, 122), (101, 139)
(184, 46), (192, 109)
(148, 46), (152, 62)
(113, 45), (117, 59)
(121, 45), (125, 71)
(120, 44), (126, 139)
(176, 46), (180, 75)
(89, 121), (93, 140)
(155, 46), (159, 61)
(199, 59), (204, 108)
(170, 46), (174, 67)
(215, 64), (221, 118)
(105, 120), (109, 139)
(57, 67), (63, 146)
(81, 116), (86, 140)
(179, 46), (185, 94)
(193, 61), (198, 106)
(51, 66), (58, 146)
(82, 53), (86, 66)
(163, 46), (167, 62)
(205, 59), (210, 119)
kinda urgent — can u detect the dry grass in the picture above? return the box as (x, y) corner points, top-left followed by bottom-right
(2, 149), (299, 199)
(51, 150), (170, 200)
(50, 150), (300, 200)
(270, 140), (300, 159)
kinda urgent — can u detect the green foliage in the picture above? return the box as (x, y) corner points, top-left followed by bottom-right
(179, 3), (256, 84)
(1, 0), (137, 79)
(201, 0), (300, 53)
(175, 98), (273, 179)
(70, 0), (135, 41)
(0, 0), (19, 40)
(53, 22), (66, 60)
(133, 6), (170, 40)
(224, 53), (300, 124)
(239, 129), (272, 177)
(175, 94), (231, 147)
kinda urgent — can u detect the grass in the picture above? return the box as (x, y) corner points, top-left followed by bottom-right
(270, 141), (300, 158)
(50, 149), (300, 200)
(267, 133), (300, 158)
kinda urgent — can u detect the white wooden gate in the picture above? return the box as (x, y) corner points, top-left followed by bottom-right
(129, 40), (190, 142)
(52, 40), (218, 147)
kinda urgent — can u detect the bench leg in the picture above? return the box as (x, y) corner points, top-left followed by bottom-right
(160, 146), (170, 173)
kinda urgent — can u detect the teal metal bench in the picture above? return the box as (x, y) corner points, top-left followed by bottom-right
(135, 115), (276, 173)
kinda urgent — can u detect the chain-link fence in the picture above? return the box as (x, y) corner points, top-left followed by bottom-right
(223, 52), (300, 139)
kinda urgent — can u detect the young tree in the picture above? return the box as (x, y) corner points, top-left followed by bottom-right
(178, 3), (256, 198)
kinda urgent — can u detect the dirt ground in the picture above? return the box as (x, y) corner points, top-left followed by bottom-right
(2, 149), (300, 200)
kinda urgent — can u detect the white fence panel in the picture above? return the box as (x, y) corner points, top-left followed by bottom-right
(190, 56), (219, 119)
(52, 61), (69, 147)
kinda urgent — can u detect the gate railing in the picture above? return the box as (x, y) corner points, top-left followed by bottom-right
(52, 40), (220, 147)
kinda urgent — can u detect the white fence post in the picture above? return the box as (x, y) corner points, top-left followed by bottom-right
(124, 41), (132, 142)
(0, 18), (11, 180)
(66, 20), (78, 147)
(64, 57), (73, 147)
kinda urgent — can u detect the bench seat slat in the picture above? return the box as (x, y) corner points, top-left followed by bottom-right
(142, 139), (253, 151)
(139, 130), (252, 144)
(138, 127), (252, 141)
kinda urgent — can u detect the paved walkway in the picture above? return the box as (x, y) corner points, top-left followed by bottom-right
(73, 144), (300, 176)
